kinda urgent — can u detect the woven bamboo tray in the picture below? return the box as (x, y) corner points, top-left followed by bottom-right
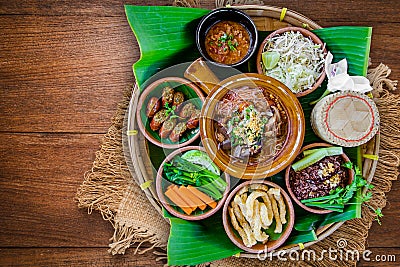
(124, 4), (380, 258)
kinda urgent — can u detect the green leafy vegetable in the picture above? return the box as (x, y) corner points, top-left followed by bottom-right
(164, 102), (181, 119)
(163, 156), (227, 200)
(181, 150), (220, 175)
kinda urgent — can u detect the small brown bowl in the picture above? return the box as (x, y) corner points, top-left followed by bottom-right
(200, 73), (305, 179)
(222, 180), (295, 253)
(256, 26), (327, 97)
(156, 146), (230, 221)
(285, 143), (354, 214)
(136, 77), (205, 149)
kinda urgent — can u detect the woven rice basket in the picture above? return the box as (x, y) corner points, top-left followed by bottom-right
(311, 91), (380, 147)
(125, 4), (380, 259)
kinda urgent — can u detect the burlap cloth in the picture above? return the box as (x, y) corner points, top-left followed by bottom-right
(76, 2), (400, 266)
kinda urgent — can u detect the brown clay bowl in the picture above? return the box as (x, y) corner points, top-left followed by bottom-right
(136, 77), (205, 149)
(156, 146), (230, 221)
(256, 26), (327, 97)
(222, 180), (295, 253)
(285, 143), (354, 214)
(200, 73), (305, 179)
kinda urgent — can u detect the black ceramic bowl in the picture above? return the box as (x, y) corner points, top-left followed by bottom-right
(196, 8), (258, 67)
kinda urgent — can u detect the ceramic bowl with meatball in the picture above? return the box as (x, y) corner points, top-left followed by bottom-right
(136, 77), (205, 149)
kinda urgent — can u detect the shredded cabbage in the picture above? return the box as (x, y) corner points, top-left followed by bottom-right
(261, 31), (325, 93)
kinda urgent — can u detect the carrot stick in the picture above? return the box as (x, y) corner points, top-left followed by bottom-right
(172, 185), (199, 212)
(187, 185), (217, 209)
(164, 186), (194, 215)
(179, 186), (207, 211)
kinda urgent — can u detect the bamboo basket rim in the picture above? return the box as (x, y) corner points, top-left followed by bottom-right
(123, 4), (380, 258)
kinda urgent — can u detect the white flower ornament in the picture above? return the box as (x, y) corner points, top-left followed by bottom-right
(325, 52), (372, 93)
(310, 52), (372, 104)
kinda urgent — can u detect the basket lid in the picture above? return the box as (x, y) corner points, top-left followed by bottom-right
(311, 91), (380, 147)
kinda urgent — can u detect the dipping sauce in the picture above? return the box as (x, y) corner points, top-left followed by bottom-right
(205, 21), (250, 65)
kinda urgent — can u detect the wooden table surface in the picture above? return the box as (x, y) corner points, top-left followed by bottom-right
(1, 0), (399, 266)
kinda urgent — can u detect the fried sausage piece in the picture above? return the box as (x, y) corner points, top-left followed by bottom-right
(149, 109), (169, 131)
(179, 102), (196, 118)
(186, 109), (200, 129)
(172, 91), (185, 110)
(169, 122), (187, 142)
(146, 97), (161, 118)
(159, 118), (176, 139)
(161, 86), (174, 107)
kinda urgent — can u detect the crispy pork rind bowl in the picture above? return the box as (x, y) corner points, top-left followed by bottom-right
(222, 180), (295, 253)
(200, 73), (305, 179)
(256, 26), (327, 97)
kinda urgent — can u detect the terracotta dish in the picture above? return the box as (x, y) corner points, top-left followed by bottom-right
(222, 180), (295, 253)
(256, 26), (327, 97)
(285, 143), (354, 214)
(156, 146), (230, 221)
(136, 77), (205, 149)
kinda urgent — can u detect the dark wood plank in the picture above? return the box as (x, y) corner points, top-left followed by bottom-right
(0, 0), (175, 16)
(0, 133), (115, 247)
(0, 248), (163, 267)
(300, 0), (400, 23)
(0, 15), (137, 133)
(0, 0), (399, 266)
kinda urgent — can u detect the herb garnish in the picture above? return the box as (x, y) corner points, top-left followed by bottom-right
(164, 102), (181, 119)
(217, 33), (238, 51)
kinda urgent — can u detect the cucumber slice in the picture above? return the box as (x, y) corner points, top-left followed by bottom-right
(292, 147), (343, 172)
(303, 146), (343, 157)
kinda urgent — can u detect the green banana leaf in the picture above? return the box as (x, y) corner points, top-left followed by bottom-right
(125, 5), (372, 266)
(164, 209), (242, 265)
(125, 5), (208, 88)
